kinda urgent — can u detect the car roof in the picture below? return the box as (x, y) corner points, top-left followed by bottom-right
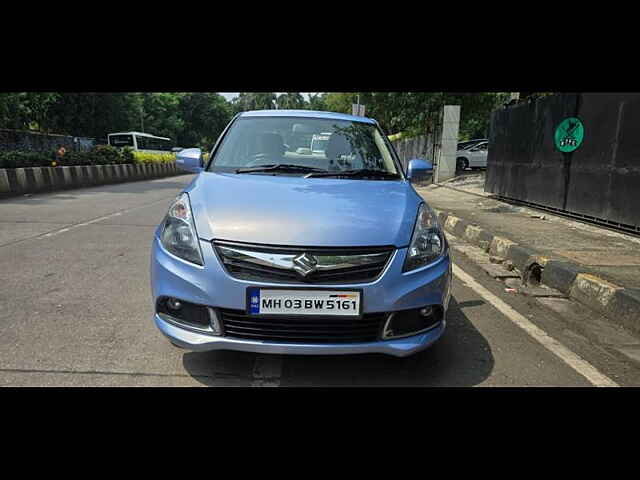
(108, 131), (171, 140)
(239, 109), (377, 125)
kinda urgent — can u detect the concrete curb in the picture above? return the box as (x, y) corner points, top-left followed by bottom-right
(0, 163), (185, 199)
(434, 208), (640, 334)
(0, 169), (12, 194)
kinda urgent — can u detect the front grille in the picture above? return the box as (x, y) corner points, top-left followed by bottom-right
(220, 309), (388, 343)
(224, 262), (387, 284)
(214, 241), (393, 285)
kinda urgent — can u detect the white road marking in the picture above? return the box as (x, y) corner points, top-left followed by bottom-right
(251, 354), (283, 387)
(34, 201), (163, 240)
(452, 263), (619, 387)
(77, 211), (122, 227)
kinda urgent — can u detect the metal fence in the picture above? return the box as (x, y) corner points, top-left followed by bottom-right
(391, 134), (434, 172)
(0, 128), (96, 153)
(485, 93), (640, 233)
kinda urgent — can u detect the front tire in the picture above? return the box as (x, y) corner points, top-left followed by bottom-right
(456, 158), (468, 172)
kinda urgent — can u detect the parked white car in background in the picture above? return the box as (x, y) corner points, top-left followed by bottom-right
(456, 141), (488, 171)
(457, 138), (487, 151)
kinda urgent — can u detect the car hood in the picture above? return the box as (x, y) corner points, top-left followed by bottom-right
(185, 172), (423, 247)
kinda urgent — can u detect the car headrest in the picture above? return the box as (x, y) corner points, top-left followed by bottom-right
(325, 133), (352, 160)
(257, 133), (285, 156)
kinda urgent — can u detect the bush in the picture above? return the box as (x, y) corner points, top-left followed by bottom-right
(92, 145), (131, 165)
(0, 145), (136, 168)
(0, 146), (180, 169)
(0, 151), (51, 168)
(121, 147), (135, 164)
(132, 151), (176, 164)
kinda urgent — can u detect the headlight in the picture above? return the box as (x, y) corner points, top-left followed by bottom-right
(403, 203), (444, 272)
(160, 192), (204, 266)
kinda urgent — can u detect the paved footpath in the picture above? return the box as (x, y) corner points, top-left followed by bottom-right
(415, 174), (640, 338)
(417, 174), (640, 290)
(2, 175), (640, 386)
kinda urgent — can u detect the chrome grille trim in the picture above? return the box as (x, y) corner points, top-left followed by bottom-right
(216, 245), (390, 272)
(213, 240), (394, 284)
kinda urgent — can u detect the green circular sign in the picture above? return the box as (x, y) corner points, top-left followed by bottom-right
(554, 117), (584, 153)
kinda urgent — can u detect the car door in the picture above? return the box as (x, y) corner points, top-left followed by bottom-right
(469, 142), (488, 167)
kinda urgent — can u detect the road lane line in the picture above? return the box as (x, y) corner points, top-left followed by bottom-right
(77, 212), (122, 227)
(452, 263), (619, 387)
(30, 200), (167, 240)
(251, 354), (283, 387)
(0, 196), (177, 249)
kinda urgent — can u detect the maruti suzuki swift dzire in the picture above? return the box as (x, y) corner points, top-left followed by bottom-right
(151, 110), (451, 357)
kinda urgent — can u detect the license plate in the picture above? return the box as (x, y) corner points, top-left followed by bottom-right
(247, 288), (362, 316)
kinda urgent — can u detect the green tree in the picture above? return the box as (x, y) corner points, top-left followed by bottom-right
(325, 92), (510, 139)
(324, 92), (355, 115)
(307, 93), (328, 111)
(138, 92), (185, 141)
(0, 92), (60, 131)
(23, 93), (61, 131)
(0, 93), (27, 129)
(276, 92), (305, 109)
(1, 91), (511, 148)
(45, 93), (141, 139)
(231, 92), (276, 114)
(442, 93), (510, 139)
(178, 92), (232, 150)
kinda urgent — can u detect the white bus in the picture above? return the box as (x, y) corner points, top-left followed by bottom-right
(107, 131), (174, 154)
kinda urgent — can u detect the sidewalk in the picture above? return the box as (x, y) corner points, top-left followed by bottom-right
(415, 173), (640, 334)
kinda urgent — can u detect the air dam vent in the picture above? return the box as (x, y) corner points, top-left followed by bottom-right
(220, 309), (388, 344)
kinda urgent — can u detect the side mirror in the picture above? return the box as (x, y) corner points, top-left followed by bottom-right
(176, 148), (203, 173)
(406, 158), (433, 183)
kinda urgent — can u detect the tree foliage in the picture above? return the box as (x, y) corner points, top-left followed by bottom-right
(0, 93), (60, 131)
(177, 93), (231, 149)
(0, 92), (233, 151)
(231, 92), (277, 114)
(277, 92), (305, 109)
(324, 92), (356, 116)
(138, 92), (185, 141)
(307, 93), (328, 111)
(317, 92), (511, 139)
(0, 91), (515, 150)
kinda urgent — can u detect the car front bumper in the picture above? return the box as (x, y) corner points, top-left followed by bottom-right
(155, 313), (446, 357)
(150, 235), (452, 357)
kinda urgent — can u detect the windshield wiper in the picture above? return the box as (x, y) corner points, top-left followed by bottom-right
(304, 169), (401, 179)
(235, 164), (327, 174)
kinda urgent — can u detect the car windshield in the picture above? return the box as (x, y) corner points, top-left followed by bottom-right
(209, 116), (399, 176)
(457, 139), (487, 150)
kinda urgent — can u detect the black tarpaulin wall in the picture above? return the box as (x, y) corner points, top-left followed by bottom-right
(485, 93), (640, 230)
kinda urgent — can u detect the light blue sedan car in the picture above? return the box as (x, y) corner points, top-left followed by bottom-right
(151, 110), (452, 357)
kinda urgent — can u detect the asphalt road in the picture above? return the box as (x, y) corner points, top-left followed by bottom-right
(2, 174), (640, 386)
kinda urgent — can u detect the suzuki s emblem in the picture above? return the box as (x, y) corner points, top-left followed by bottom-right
(292, 253), (318, 277)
